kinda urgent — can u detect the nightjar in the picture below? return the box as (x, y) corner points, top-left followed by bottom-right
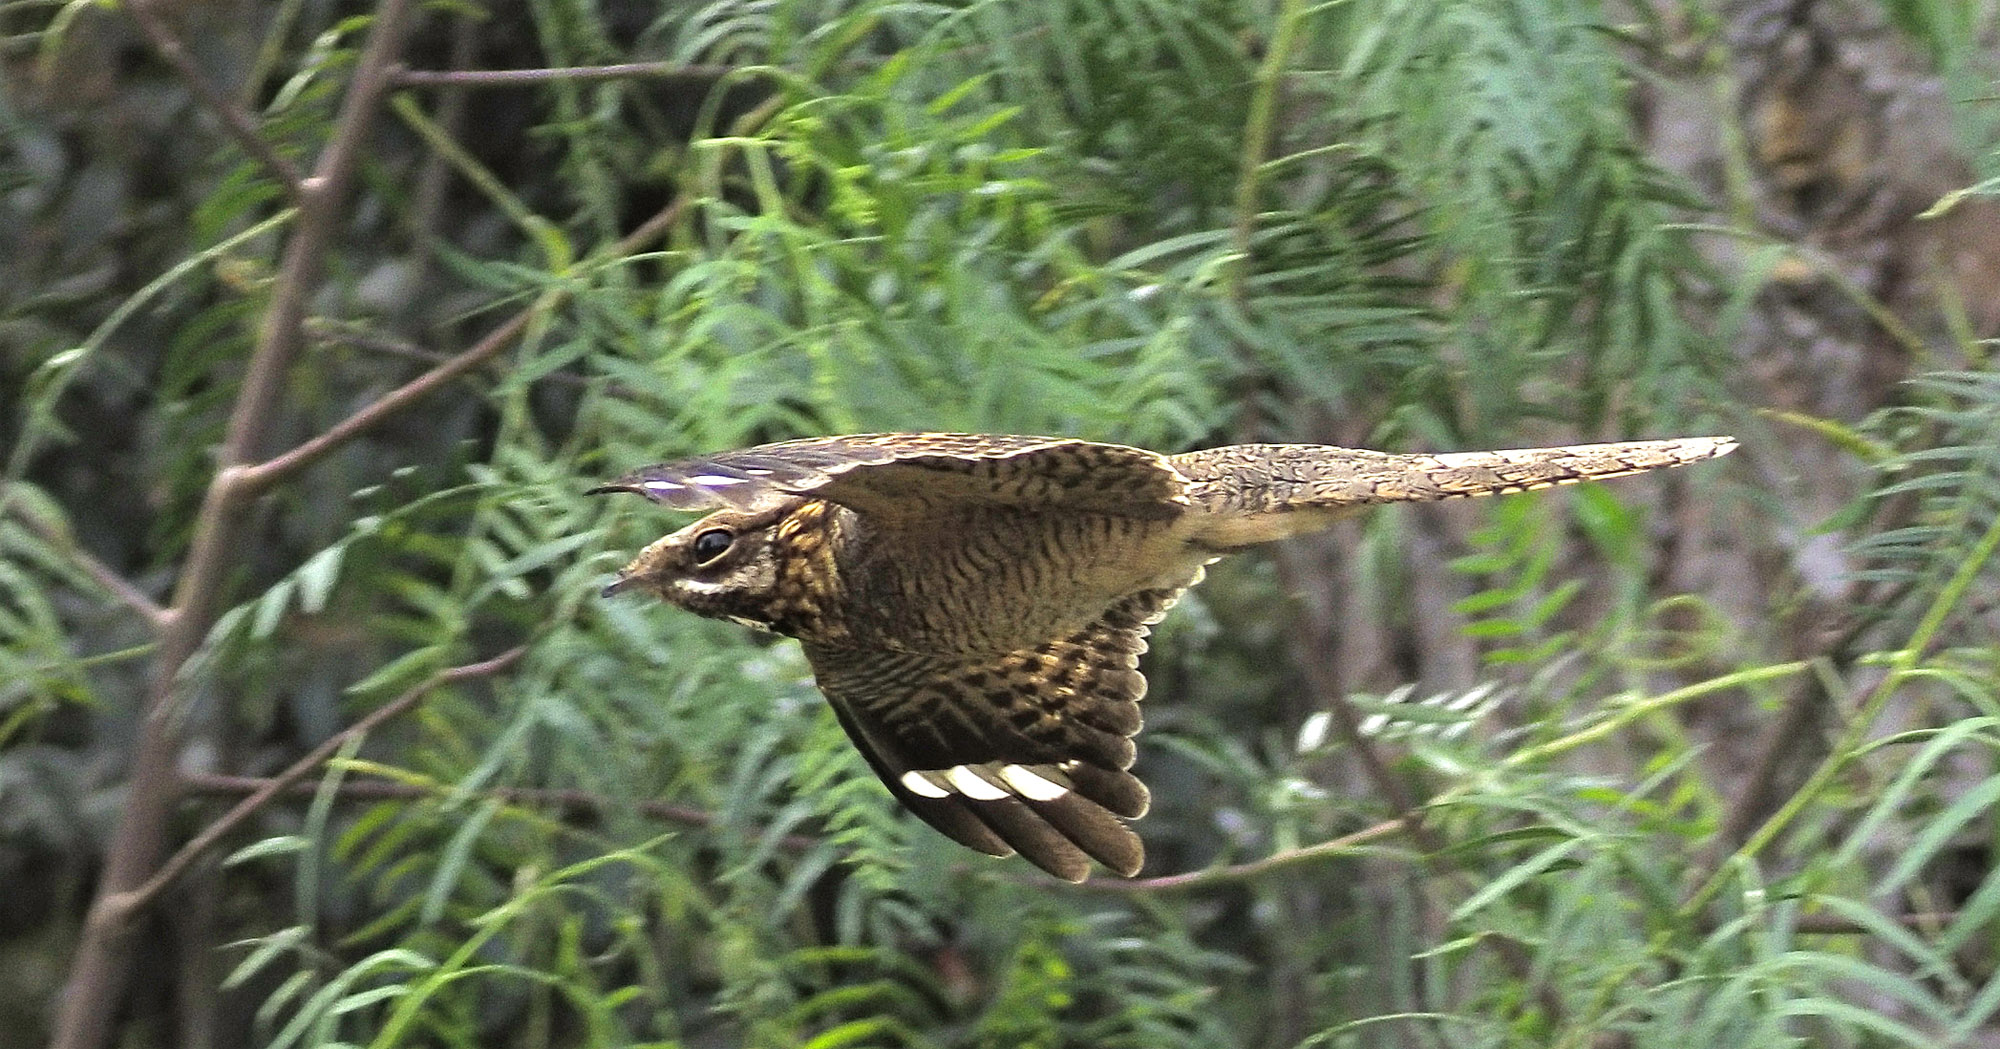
(593, 432), (1735, 880)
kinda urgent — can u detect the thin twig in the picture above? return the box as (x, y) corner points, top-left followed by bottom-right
(235, 305), (538, 493)
(1680, 511), (2000, 922)
(10, 494), (170, 631)
(1273, 545), (1434, 835)
(234, 193), (689, 495)
(393, 62), (743, 88)
(75, 551), (170, 631)
(1792, 910), (1959, 935)
(407, 16), (477, 283)
(1711, 657), (1833, 853)
(1077, 815), (1419, 893)
(177, 770), (817, 852)
(125, 0), (307, 203)
(1711, 582), (1903, 855)
(122, 647), (526, 912)
(306, 320), (598, 391)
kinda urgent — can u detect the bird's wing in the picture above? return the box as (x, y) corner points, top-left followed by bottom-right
(591, 433), (1189, 523)
(1169, 436), (1738, 548)
(801, 576), (1199, 881)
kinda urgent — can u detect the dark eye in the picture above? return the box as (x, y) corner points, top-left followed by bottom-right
(691, 528), (733, 565)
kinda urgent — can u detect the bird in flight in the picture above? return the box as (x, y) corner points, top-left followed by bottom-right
(594, 432), (1735, 880)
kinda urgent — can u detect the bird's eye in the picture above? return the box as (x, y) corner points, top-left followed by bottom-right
(691, 528), (734, 565)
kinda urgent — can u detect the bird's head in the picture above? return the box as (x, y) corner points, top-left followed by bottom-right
(599, 503), (796, 631)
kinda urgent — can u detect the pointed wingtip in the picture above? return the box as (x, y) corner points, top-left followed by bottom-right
(1685, 435), (1738, 464)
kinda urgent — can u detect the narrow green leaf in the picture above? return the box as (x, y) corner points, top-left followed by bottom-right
(420, 798), (502, 925)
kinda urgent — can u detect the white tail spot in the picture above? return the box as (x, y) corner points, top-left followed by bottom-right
(900, 771), (951, 799)
(999, 764), (1069, 801)
(946, 765), (1010, 801)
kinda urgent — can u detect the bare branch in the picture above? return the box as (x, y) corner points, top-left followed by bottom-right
(407, 18), (477, 279)
(10, 494), (170, 631)
(307, 319), (598, 391)
(1075, 815), (1418, 893)
(77, 552), (170, 631)
(124, 0), (306, 203)
(1273, 544), (1435, 838)
(1792, 910), (1958, 935)
(394, 61), (744, 88)
(52, 4), (423, 1047)
(1712, 600), (1868, 857)
(235, 193), (690, 495)
(178, 769), (817, 852)
(236, 306), (538, 493)
(125, 647), (527, 912)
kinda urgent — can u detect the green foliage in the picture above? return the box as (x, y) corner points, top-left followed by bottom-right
(1851, 371), (2000, 633)
(7, 0), (2000, 1045)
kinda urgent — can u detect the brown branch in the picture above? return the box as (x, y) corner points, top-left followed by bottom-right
(393, 61), (745, 88)
(234, 306), (537, 494)
(1792, 910), (1959, 935)
(177, 769), (816, 853)
(124, 0), (307, 204)
(51, 4), (422, 1048)
(1085, 815), (1977, 949)
(58, 36), (722, 1042)
(125, 647), (525, 911)
(75, 555), (169, 632)
(389, 26), (1089, 94)
(307, 320), (598, 391)
(234, 192), (692, 496)
(10, 494), (169, 631)
(1078, 814), (1419, 892)
(407, 17), (477, 280)
(1711, 658), (1832, 853)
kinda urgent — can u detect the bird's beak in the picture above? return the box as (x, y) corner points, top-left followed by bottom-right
(601, 573), (637, 598)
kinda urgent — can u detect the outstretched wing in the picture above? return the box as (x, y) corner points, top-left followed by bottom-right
(802, 576), (1200, 881)
(1171, 436), (1738, 548)
(591, 433), (1189, 524)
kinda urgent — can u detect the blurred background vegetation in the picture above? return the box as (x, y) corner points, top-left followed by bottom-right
(4, 0), (2000, 1045)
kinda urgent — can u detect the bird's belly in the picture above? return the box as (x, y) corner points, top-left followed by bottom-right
(839, 510), (1193, 654)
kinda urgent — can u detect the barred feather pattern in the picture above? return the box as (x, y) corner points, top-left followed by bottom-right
(804, 578), (1195, 880)
(596, 432), (1735, 879)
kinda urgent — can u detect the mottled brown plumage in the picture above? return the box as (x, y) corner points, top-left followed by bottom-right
(593, 432), (1735, 880)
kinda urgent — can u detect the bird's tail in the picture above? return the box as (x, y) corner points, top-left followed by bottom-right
(1170, 436), (1736, 549)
